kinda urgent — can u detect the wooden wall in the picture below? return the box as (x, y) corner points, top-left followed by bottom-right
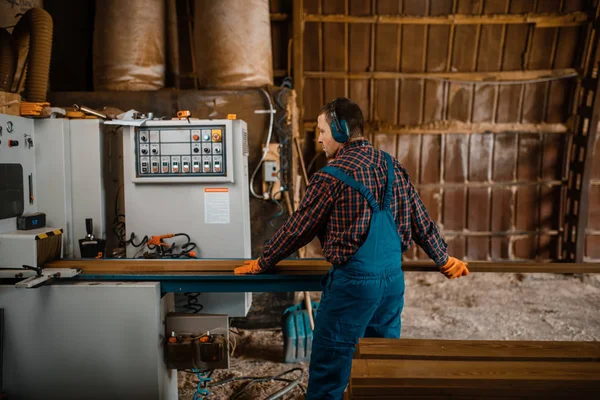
(268, 0), (597, 262)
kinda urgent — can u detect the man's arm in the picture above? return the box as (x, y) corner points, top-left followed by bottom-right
(258, 172), (335, 270)
(406, 172), (449, 266)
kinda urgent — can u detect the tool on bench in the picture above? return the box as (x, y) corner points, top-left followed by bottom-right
(78, 218), (106, 258)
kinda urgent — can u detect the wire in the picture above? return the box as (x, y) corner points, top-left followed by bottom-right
(207, 368), (305, 400)
(268, 183), (285, 228)
(250, 87), (275, 199)
(183, 293), (204, 313)
(190, 368), (212, 400)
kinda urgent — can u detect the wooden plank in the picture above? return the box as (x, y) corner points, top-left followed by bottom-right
(348, 0), (371, 121)
(45, 259), (600, 273)
(372, 0), (399, 154)
(491, 134), (518, 259)
(305, 121), (569, 134)
(322, 0), (346, 103)
(398, 0), (428, 261)
(350, 359), (600, 393)
(303, 12), (591, 26)
(293, 0), (305, 122)
(467, 134), (493, 260)
(515, 134), (542, 259)
(356, 338), (600, 361)
(304, 68), (578, 81)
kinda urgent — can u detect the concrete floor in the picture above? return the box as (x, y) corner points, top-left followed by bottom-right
(179, 271), (600, 399)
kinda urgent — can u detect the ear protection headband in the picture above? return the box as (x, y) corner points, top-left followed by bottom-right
(330, 99), (350, 143)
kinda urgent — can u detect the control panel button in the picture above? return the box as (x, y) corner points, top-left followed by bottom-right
(183, 162), (190, 173)
(202, 129), (211, 141)
(193, 134), (200, 141)
(141, 148), (148, 155)
(140, 134), (148, 142)
(8, 140), (18, 147)
(203, 147), (210, 153)
(152, 162), (159, 173)
(203, 162), (211, 172)
(193, 162), (200, 173)
(193, 147), (200, 153)
(211, 129), (222, 142)
(172, 162), (179, 173)
(214, 161), (221, 172)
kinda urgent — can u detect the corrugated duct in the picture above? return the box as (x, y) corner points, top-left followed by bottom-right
(0, 28), (16, 91)
(11, 7), (53, 102)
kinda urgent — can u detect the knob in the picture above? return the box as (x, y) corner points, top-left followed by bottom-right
(152, 148), (158, 154)
(8, 140), (18, 147)
(141, 149), (148, 155)
(203, 147), (210, 153)
(141, 135), (148, 141)
(214, 147), (220, 153)
(193, 147), (200, 153)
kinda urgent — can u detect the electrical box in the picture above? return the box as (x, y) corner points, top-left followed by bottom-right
(263, 160), (278, 183)
(120, 119), (251, 259)
(165, 313), (229, 370)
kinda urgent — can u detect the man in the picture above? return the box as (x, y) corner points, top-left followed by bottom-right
(235, 97), (469, 399)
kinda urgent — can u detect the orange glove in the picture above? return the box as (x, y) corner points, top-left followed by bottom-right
(234, 259), (265, 275)
(439, 256), (469, 279)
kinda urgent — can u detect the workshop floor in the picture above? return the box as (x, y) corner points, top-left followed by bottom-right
(179, 271), (600, 399)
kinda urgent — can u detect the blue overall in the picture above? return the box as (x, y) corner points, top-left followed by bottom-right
(306, 152), (405, 400)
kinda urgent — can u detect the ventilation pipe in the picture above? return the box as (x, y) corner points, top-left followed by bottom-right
(11, 7), (53, 102)
(0, 28), (16, 91)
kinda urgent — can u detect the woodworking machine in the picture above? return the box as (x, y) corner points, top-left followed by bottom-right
(0, 114), (297, 399)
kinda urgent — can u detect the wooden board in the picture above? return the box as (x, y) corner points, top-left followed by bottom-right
(356, 338), (600, 362)
(350, 358), (600, 397)
(45, 259), (600, 274)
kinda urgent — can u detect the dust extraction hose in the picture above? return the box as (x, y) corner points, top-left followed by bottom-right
(12, 7), (53, 102)
(0, 28), (16, 91)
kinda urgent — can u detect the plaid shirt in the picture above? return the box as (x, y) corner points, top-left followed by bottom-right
(259, 139), (449, 270)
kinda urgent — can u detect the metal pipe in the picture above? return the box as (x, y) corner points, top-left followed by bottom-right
(73, 104), (107, 119)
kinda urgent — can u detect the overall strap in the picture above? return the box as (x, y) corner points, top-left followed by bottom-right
(382, 151), (395, 211)
(321, 166), (380, 211)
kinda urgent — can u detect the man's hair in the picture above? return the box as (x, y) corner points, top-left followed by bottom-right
(319, 97), (364, 139)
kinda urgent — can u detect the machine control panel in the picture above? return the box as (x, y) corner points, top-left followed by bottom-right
(135, 126), (226, 178)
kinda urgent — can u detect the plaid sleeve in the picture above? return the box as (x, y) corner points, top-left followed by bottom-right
(259, 172), (334, 270)
(406, 173), (449, 266)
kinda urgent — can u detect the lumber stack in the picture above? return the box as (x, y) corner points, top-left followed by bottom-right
(349, 338), (600, 399)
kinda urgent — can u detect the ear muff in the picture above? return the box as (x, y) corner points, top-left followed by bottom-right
(330, 108), (350, 143)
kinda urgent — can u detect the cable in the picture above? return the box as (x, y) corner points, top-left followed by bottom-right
(191, 368), (212, 400)
(268, 183), (285, 228)
(250, 87), (275, 199)
(207, 368), (305, 400)
(183, 293), (204, 313)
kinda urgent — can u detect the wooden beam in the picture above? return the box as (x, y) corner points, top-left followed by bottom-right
(304, 68), (578, 82)
(293, 0), (305, 124)
(349, 359), (600, 398)
(356, 338), (600, 361)
(46, 259), (600, 273)
(304, 121), (569, 134)
(270, 13), (289, 22)
(304, 11), (591, 27)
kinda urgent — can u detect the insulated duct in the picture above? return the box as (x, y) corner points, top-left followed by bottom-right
(11, 8), (53, 102)
(193, 0), (273, 88)
(93, 0), (165, 90)
(0, 28), (16, 91)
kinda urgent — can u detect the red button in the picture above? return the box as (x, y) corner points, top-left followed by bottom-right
(193, 134), (200, 141)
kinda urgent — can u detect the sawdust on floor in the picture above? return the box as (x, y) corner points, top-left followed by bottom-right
(179, 271), (600, 399)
